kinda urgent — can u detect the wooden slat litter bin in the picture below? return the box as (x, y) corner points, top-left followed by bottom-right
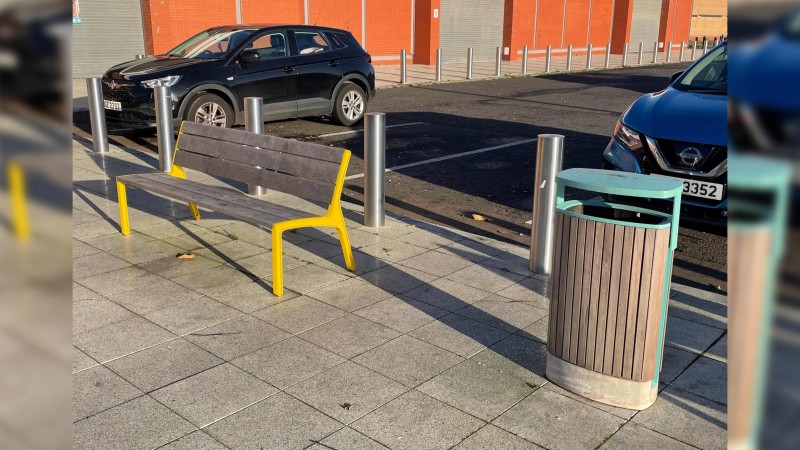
(545, 169), (682, 410)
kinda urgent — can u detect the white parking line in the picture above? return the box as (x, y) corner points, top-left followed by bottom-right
(344, 138), (538, 180)
(316, 121), (426, 138)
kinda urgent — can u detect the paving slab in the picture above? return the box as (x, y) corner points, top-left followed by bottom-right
(73, 365), (143, 422)
(469, 334), (548, 387)
(351, 390), (485, 450)
(252, 295), (346, 333)
(76, 265), (163, 296)
(306, 277), (394, 312)
(73, 316), (176, 362)
(354, 295), (448, 333)
(672, 355), (727, 405)
(299, 314), (401, 359)
(404, 278), (493, 312)
(658, 345), (700, 385)
(72, 347), (98, 373)
(73, 282), (101, 301)
(72, 299), (135, 336)
(398, 250), (475, 277)
(445, 264), (527, 293)
(600, 422), (695, 449)
(158, 430), (229, 449)
(203, 279), (294, 313)
(495, 276), (550, 310)
(353, 335), (464, 388)
(72, 252), (131, 280)
(453, 424), (544, 449)
(105, 278), (203, 315)
(455, 295), (548, 332)
(184, 315), (290, 361)
(705, 333), (727, 363)
(360, 264), (439, 294)
(410, 313), (510, 358)
(517, 315), (549, 343)
(307, 427), (388, 450)
(665, 315), (726, 355)
(280, 263), (352, 294)
(144, 296), (242, 335)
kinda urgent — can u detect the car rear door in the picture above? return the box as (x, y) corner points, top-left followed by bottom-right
(289, 29), (344, 116)
(231, 30), (297, 120)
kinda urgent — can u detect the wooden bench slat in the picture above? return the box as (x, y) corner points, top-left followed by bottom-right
(181, 121), (344, 163)
(177, 134), (343, 183)
(175, 151), (335, 204)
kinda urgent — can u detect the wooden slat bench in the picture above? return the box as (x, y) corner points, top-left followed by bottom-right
(115, 121), (355, 296)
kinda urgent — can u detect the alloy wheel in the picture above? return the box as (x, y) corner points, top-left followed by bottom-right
(342, 91), (364, 121)
(194, 102), (227, 127)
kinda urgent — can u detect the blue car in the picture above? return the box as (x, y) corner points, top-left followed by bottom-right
(603, 42), (727, 224)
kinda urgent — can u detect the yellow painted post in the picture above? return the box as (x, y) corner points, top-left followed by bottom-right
(271, 224), (285, 296)
(8, 162), (29, 241)
(116, 180), (131, 235)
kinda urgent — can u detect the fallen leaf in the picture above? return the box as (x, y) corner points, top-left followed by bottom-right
(383, 248), (393, 255)
(471, 214), (488, 221)
(340, 402), (353, 411)
(176, 252), (196, 260)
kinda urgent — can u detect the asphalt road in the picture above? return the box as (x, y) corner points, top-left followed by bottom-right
(73, 63), (727, 293)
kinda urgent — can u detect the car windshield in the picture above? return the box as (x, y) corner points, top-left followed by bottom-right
(673, 44), (727, 94)
(166, 28), (256, 59)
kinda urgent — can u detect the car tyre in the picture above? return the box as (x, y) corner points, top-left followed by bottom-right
(185, 93), (234, 128)
(332, 82), (367, 126)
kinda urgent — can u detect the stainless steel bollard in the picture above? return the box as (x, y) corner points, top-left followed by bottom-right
(545, 45), (552, 73)
(692, 40), (697, 60)
(436, 48), (443, 82)
(638, 42), (644, 65)
(400, 49), (407, 84)
(652, 42), (659, 63)
(604, 45), (611, 68)
(467, 47), (474, 79)
(495, 47), (503, 77)
(666, 41), (672, 62)
(679, 41), (685, 62)
(135, 54), (145, 60)
(703, 40), (708, 55)
(86, 77), (109, 154)
(566, 45), (573, 71)
(586, 43), (593, 69)
(522, 46), (529, 74)
(529, 134), (564, 276)
(154, 85), (174, 173)
(364, 113), (386, 227)
(622, 43), (629, 66)
(245, 97), (267, 196)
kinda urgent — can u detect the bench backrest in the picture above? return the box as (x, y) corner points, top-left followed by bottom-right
(174, 122), (348, 204)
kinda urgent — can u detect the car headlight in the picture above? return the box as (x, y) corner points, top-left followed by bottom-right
(614, 121), (643, 151)
(140, 75), (181, 88)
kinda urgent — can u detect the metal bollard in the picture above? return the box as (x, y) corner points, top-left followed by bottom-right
(703, 39), (708, 55)
(638, 42), (644, 65)
(467, 47), (474, 79)
(86, 77), (109, 154)
(522, 46), (529, 74)
(364, 113), (386, 227)
(135, 54), (145, 60)
(245, 97), (267, 196)
(435, 48), (442, 82)
(666, 41), (672, 62)
(566, 45), (573, 71)
(604, 45), (611, 69)
(529, 134), (564, 276)
(495, 47), (503, 77)
(692, 40), (697, 60)
(586, 43), (593, 69)
(679, 41), (685, 62)
(622, 43), (629, 66)
(154, 85), (175, 173)
(400, 49), (407, 84)
(545, 45), (552, 73)
(652, 42), (659, 64)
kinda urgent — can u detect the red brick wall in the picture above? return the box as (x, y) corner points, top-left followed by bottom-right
(241, 0), (305, 24)
(413, 0), (440, 65)
(308, 0), (362, 41)
(535, 0), (565, 49)
(588, 0), (614, 46)
(366, 0), (413, 58)
(503, 0), (537, 61)
(609, 0), (634, 53)
(141, 0), (237, 55)
(563, 0), (591, 47)
(659, 0), (693, 50)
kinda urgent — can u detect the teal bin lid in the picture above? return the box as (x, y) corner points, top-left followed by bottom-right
(556, 168), (683, 199)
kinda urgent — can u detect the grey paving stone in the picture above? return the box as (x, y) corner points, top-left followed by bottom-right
(232, 252), (307, 279)
(665, 316), (726, 355)
(360, 265), (439, 294)
(632, 385), (726, 450)
(672, 356), (727, 405)
(73, 365), (143, 422)
(455, 295), (548, 333)
(359, 239), (429, 262)
(419, 360), (535, 421)
(252, 295), (346, 333)
(73, 299), (134, 335)
(410, 313), (510, 358)
(353, 335), (464, 388)
(184, 315), (289, 361)
(494, 388), (624, 450)
(76, 265), (163, 296)
(670, 283), (727, 304)
(106, 239), (186, 265)
(151, 363), (277, 427)
(137, 253), (223, 280)
(72, 218), (124, 240)
(435, 239), (502, 263)
(354, 296), (448, 333)
(159, 431), (229, 449)
(669, 291), (727, 330)
(358, 221), (419, 239)
(659, 345), (698, 385)
(73, 282), (101, 302)
(336, 228), (389, 249)
(281, 263), (351, 294)
(398, 250), (475, 277)
(307, 427), (387, 450)
(73, 252), (131, 280)
(282, 238), (344, 263)
(74, 316), (176, 362)
(317, 249), (390, 277)
(705, 333), (727, 363)
(599, 422), (694, 449)
(470, 334), (548, 386)
(541, 382), (637, 420)
(479, 251), (534, 277)
(206, 221), (276, 247)
(232, 337), (345, 389)
(445, 264), (527, 294)
(73, 239), (103, 258)
(203, 279), (293, 313)
(193, 239), (268, 264)
(144, 297), (242, 335)
(171, 264), (259, 295)
(306, 277), (394, 312)
(517, 316), (549, 343)
(496, 277), (550, 310)
(287, 362), (408, 424)
(299, 314), (400, 359)
(453, 424), (544, 449)
(73, 347), (97, 373)
(394, 229), (465, 250)
(80, 231), (156, 255)
(73, 396), (195, 450)
(351, 390), (484, 450)
(405, 278), (493, 312)
(105, 278), (203, 315)
(106, 339), (223, 392)
(205, 392), (342, 449)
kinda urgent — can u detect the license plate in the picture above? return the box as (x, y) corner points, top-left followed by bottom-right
(653, 175), (724, 200)
(103, 100), (121, 111)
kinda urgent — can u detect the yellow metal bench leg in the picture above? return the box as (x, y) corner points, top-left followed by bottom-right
(271, 224), (285, 297)
(8, 162), (29, 241)
(116, 180), (131, 236)
(188, 203), (201, 220)
(336, 220), (356, 272)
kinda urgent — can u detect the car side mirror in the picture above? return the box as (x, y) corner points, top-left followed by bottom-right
(669, 71), (684, 84)
(239, 49), (261, 64)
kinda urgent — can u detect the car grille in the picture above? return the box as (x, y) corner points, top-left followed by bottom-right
(101, 79), (135, 102)
(641, 150), (726, 207)
(654, 139), (727, 173)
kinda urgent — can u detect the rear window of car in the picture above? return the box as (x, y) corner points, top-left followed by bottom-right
(325, 32), (347, 49)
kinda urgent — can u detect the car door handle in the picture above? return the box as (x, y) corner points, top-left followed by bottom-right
(328, 60), (339, 67)
(283, 66), (295, 73)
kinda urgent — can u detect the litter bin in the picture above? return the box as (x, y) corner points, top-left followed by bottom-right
(545, 168), (682, 410)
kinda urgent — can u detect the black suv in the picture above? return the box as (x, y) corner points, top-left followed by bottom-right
(101, 25), (376, 129)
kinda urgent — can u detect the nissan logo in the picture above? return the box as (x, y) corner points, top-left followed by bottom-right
(103, 79), (118, 90)
(679, 147), (703, 168)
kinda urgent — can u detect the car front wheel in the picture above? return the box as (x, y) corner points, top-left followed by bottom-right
(332, 82), (366, 126)
(185, 93), (233, 128)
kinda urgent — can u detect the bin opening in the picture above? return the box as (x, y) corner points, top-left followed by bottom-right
(564, 203), (669, 226)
